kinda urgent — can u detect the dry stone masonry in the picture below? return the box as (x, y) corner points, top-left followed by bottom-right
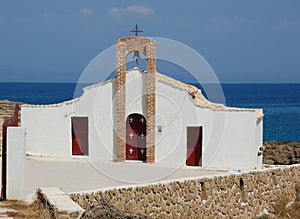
(71, 165), (300, 218)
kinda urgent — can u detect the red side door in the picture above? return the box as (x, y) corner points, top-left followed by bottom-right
(186, 126), (202, 166)
(72, 117), (89, 155)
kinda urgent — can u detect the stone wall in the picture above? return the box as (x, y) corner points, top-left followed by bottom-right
(37, 187), (84, 219)
(71, 165), (300, 218)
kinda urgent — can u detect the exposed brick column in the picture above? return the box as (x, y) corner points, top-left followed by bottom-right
(115, 36), (156, 163)
(145, 43), (156, 163)
(115, 42), (126, 161)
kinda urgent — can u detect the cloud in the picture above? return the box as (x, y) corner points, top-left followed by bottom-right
(109, 5), (155, 17)
(79, 8), (93, 16)
(205, 17), (256, 29)
(273, 18), (300, 31)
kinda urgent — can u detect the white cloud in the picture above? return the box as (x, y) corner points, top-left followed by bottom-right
(274, 18), (300, 31)
(79, 8), (93, 16)
(109, 5), (155, 17)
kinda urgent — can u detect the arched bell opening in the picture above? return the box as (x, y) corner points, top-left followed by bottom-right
(126, 113), (146, 161)
(125, 51), (147, 71)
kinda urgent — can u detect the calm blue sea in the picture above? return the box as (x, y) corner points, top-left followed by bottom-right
(0, 82), (299, 142)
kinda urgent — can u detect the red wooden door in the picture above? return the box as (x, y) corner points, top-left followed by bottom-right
(72, 117), (89, 155)
(126, 114), (146, 161)
(186, 126), (202, 166)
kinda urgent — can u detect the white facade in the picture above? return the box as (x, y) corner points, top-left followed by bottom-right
(20, 69), (264, 169)
(7, 127), (26, 200)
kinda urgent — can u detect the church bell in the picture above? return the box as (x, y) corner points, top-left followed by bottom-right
(132, 50), (140, 65)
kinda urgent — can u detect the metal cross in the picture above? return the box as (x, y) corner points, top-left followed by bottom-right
(140, 117), (144, 123)
(129, 117), (133, 123)
(140, 148), (144, 154)
(130, 24), (143, 36)
(140, 133), (145, 139)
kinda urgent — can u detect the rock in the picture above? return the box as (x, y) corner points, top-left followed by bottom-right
(263, 142), (300, 165)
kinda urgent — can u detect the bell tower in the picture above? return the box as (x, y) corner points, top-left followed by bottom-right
(115, 26), (156, 163)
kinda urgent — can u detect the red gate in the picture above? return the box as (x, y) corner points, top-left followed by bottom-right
(1, 103), (20, 200)
(126, 113), (146, 161)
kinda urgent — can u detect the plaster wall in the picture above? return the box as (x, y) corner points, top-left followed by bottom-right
(21, 70), (262, 168)
(125, 71), (145, 116)
(155, 79), (261, 169)
(7, 127), (26, 200)
(73, 81), (115, 161)
(22, 104), (73, 157)
(21, 79), (116, 160)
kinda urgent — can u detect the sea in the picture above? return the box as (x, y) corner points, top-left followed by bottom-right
(0, 82), (299, 142)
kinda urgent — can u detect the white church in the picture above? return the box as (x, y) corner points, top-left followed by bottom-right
(19, 33), (264, 169)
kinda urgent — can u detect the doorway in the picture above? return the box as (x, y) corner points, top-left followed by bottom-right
(126, 113), (146, 161)
(71, 117), (89, 155)
(186, 126), (202, 166)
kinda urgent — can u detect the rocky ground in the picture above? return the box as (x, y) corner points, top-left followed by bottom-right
(263, 142), (300, 165)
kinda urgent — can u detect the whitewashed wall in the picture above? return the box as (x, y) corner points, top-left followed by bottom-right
(7, 127), (26, 200)
(73, 81), (115, 161)
(155, 80), (262, 169)
(125, 71), (145, 116)
(21, 69), (262, 169)
(22, 104), (73, 157)
(256, 111), (263, 168)
(22, 80), (116, 160)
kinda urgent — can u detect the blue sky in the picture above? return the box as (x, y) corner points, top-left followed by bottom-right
(0, 0), (299, 83)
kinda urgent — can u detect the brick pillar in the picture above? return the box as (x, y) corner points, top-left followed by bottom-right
(115, 43), (126, 161)
(145, 43), (156, 163)
(115, 36), (156, 163)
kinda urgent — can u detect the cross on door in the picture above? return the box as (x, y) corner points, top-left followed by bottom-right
(140, 133), (145, 139)
(129, 132), (134, 139)
(129, 148), (134, 154)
